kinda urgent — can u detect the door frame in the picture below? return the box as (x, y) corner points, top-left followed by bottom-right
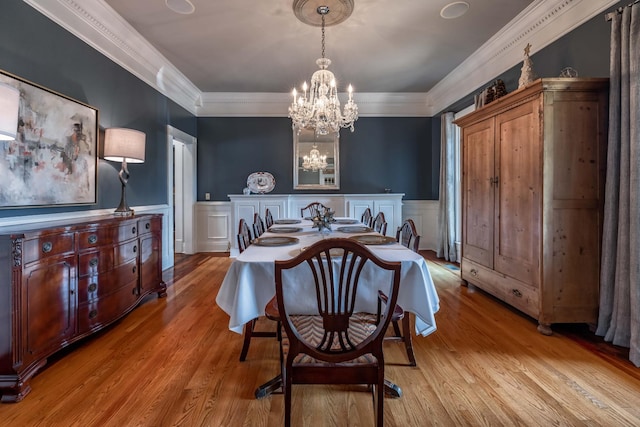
(167, 125), (197, 255)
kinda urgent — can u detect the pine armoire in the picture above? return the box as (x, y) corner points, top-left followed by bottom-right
(455, 78), (609, 335)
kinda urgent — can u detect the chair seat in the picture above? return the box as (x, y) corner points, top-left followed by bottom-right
(281, 313), (379, 366)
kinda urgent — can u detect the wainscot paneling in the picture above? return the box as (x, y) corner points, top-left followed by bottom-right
(195, 196), (439, 256)
(195, 202), (232, 253)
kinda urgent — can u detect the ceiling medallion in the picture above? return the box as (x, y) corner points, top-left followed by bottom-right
(292, 0), (354, 27)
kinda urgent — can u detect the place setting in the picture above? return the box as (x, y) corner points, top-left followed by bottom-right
(268, 226), (303, 233)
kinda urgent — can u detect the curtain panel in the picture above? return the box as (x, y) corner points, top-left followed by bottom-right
(598, 2), (640, 367)
(436, 112), (457, 262)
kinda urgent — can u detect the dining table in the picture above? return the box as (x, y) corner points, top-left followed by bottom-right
(215, 217), (441, 398)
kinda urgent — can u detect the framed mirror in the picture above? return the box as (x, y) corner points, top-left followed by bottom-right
(293, 128), (339, 190)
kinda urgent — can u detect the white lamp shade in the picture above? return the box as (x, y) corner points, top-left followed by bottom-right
(103, 127), (146, 163)
(0, 83), (20, 141)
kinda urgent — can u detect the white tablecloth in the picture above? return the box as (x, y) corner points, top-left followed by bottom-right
(215, 219), (440, 336)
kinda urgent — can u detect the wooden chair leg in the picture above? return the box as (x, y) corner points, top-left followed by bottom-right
(239, 319), (256, 361)
(402, 312), (417, 366)
(391, 319), (402, 337)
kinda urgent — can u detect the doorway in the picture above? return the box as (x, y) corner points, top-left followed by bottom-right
(167, 125), (197, 255)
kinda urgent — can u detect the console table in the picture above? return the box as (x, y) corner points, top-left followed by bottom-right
(0, 214), (166, 402)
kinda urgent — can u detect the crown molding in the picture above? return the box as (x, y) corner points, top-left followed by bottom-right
(25, 0), (617, 118)
(424, 0), (619, 115)
(196, 92), (429, 117)
(24, 0), (201, 115)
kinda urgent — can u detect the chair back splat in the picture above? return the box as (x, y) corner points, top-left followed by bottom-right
(271, 238), (401, 427)
(361, 207), (373, 227)
(237, 219), (252, 253)
(300, 202), (327, 219)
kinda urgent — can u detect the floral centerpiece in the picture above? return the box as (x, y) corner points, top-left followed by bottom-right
(312, 207), (336, 233)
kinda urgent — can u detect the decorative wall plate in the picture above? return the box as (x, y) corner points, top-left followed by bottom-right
(247, 172), (275, 194)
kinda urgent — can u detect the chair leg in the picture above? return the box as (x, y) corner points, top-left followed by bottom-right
(402, 312), (417, 366)
(375, 375), (384, 427)
(391, 319), (402, 337)
(284, 367), (292, 427)
(239, 318), (256, 361)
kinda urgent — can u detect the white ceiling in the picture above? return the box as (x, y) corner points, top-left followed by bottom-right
(102, 0), (534, 93)
(25, 0), (619, 116)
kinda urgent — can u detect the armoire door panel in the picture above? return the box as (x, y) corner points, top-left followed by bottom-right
(494, 102), (541, 287)
(462, 119), (495, 268)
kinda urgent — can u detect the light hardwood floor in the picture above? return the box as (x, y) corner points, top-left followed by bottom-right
(1, 252), (639, 426)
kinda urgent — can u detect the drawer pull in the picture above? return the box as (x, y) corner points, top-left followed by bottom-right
(131, 226), (137, 235)
(133, 245), (137, 253)
(42, 242), (53, 253)
(89, 310), (98, 319)
(132, 287), (138, 295)
(512, 289), (522, 298)
(88, 234), (98, 244)
(89, 257), (99, 267)
(470, 268), (478, 277)
(145, 222), (150, 230)
(88, 283), (97, 292)
(132, 266), (137, 274)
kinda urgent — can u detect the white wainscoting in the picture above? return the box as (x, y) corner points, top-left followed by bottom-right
(195, 198), (440, 255)
(195, 202), (232, 253)
(402, 200), (439, 252)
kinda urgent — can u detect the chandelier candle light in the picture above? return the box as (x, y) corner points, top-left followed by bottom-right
(302, 143), (328, 171)
(288, 4), (358, 136)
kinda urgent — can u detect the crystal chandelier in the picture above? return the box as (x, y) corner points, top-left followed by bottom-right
(288, 5), (358, 136)
(302, 144), (328, 171)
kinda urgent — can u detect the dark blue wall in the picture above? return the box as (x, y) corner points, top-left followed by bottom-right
(439, 3), (620, 115)
(197, 117), (433, 201)
(0, 0), (622, 215)
(0, 0), (196, 218)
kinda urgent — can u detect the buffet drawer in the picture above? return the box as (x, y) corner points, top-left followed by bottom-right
(78, 282), (139, 334)
(77, 258), (138, 302)
(77, 221), (139, 250)
(23, 232), (75, 264)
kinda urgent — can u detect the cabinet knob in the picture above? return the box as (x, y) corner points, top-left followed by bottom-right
(132, 266), (137, 274)
(470, 268), (478, 277)
(133, 245), (137, 253)
(89, 257), (98, 267)
(512, 289), (522, 298)
(89, 310), (98, 319)
(132, 226), (137, 235)
(145, 222), (150, 230)
(88, 283), (97, 292)
(88, 234), (98, 244)
(42, 242), (53, 253)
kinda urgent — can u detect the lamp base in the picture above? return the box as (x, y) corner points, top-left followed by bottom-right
(113, 208), (134, 217)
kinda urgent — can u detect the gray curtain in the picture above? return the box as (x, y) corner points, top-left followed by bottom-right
(436, 112), (457, 261)
(598, 2), (640, 367)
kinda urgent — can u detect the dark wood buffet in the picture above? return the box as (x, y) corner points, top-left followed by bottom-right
(0, 214), (166, 402)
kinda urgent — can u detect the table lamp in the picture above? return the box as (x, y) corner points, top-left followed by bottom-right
(0, 83), (20, 141)
(103, 127), (145, 216)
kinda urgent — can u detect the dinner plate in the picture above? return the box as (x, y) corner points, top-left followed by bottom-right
(334, 219), (359, 225)
(300, 247), (344, 257)
(350, 235), (396, 245)
(337, 226), (372, 233)
(268, 227), (302, 233)
(254, 236), (299, 246)
(274, 219), (302, 225)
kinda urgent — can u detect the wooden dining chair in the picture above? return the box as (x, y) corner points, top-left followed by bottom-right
(238, 218), (277, 361)
(253, 213), (265, 238)
(361, 207), (373, 227)
(300, 202), (326, 218)
(372, 211), (388, 236)
(264, 209), (274, 228)
(383, 218), (421, 366)
(396, 218), (420, 253)
(237, 218), (252, 254)
(266, 238), (401, 427)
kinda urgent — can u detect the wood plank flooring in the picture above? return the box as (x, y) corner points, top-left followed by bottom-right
(1, 252), (639, 426)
